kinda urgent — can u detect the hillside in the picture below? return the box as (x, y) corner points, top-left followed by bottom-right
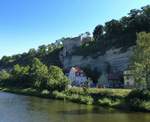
(0, 5), (150, 73)
(60, 5), (150, 73)
(0, 42), (63, 70)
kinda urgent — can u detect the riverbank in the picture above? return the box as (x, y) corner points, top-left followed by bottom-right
(1, 92), (150, 122)
(0, 86), (130, 108)
(0, 86), (150, 112)
(0, 87), (52, 98)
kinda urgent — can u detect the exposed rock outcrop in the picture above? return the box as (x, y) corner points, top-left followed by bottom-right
(61, 47), (133, 72)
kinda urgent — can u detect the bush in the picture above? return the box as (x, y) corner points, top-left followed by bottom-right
(64, 87), (130, 106)
(98, 98), (121, 107)
(79, 95), (93, 105)
(52, 91), (66, 99)
(52, 90), (93, 105)
(126, 89), (150, 111)
(66, 87), (131, 98)
(0, 70), (10, 85)
(66, 87), (86, 95)
(0, 70), (10, 81)
(98, 98), (112, 106)
(67, 94), (93, 105)
(41, 89), (50, 95)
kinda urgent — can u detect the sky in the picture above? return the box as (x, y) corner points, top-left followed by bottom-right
(0, 0), (149, 58)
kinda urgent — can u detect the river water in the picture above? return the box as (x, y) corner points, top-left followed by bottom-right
(0, 92), (150, 122)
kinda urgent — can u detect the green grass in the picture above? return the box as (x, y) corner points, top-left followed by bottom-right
(1, 86), (149, 112)
(0, 87), (51, 98)
(65, 87), (131, 98)
(52, 87), (131, 107)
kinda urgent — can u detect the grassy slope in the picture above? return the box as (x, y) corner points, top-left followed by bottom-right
(0, 86), (132, 110)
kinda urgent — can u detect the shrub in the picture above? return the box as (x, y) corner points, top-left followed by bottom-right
(98, 98), (121, 107)
(0, 70), (10, 81)
(125, 89), (150, 111)
(53, 90), (93, 105)
(52, 91), (66, 99)
(66, 87), (86, 95)
(0, 70), (10, 85)
(41, 89), (50, 95)
(66, 87), (131, 98)
(79, 95), (93, 105)
(67, 94), (93, 105)
(98, 98), (112, 106)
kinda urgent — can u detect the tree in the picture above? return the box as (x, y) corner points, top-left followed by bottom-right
(38, 45), (47, 56)
(0, 70), (10, 81)
(0, 56), (12, 66)
(131, 32), (150, 89)
(28, 48), (36, 56)
(93, 25), (104, 41)
(0, 70), (10, 86)
(128, 9), (141, 18)
(47, 66), (70, 91)
(142, 5), (150, 16)
(105, 19), (123, 38)
(30, 58), (48, 89)
(11, 64), (30, 87)
(47, 44), (53, 53)
(83, 67), (100, 82)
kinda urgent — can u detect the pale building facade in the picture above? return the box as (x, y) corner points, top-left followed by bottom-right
(123, 70), (135, 88)
(68, 67), (87, 86)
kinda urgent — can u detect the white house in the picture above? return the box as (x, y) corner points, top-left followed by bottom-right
(68, 67), (87, 86)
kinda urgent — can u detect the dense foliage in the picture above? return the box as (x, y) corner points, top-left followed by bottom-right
(74, 5), (150, 56)
(131, 32), (150, 89)
(82, 66), (100, 82)
(126, 89), (150, 111)
(0, 5), (150, 68)
(0, 42), (63, 69)
(47, 66), (70, 91)
(0, 70), (10, 83)
(0, 58), (70, 92)
(53, 87), (131, 106)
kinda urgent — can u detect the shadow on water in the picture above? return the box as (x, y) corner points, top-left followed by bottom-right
(57, 106), (149, 115)
(57, 106), (133, 115)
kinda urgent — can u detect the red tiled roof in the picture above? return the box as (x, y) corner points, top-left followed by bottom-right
(75, 67), (82, 73)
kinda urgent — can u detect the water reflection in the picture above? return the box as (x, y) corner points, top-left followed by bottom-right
(0, 92), (150, 122)
(57, 107), (116, 115)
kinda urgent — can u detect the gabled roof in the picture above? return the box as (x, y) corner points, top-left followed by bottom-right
(70, 67), (84, 74)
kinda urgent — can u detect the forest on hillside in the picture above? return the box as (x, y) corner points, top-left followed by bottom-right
(74, 5), (150, 56)
(0, 5), (150, 69)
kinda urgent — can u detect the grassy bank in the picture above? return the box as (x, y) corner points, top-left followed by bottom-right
(53, 87), (131, 109)
(0, 87), (52, 98)
(0, 86), (150, 112)
(0, 86), (130, 108)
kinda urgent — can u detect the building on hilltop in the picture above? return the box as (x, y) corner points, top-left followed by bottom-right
(59, 32), (91, 59)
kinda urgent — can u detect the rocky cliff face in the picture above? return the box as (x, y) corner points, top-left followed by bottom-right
(61, 47), (134, 72)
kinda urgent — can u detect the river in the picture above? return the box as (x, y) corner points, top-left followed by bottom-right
(0, 92), (150, 122)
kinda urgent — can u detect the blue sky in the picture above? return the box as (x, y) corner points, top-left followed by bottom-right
(0, 0), (149, 58)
